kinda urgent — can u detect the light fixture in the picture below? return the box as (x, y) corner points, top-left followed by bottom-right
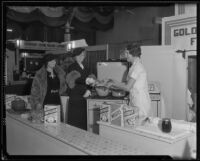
(16, 39), (21, 47)
(7, 29), (13, 32)
(66, 43), (72, 51)
(21, 52), (29, 57)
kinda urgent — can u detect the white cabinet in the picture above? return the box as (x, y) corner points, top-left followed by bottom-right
(141, 46), (188, 120)
(87, 98), (127, 134)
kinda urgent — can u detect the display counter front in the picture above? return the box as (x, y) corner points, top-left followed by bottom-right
(97, 119), (196, 159)
(87, 97), (128, 134)
(6, 112), (148, 155)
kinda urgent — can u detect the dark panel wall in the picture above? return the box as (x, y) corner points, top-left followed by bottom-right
(96, 6), (174, 45)
(6, 19), (65, 42)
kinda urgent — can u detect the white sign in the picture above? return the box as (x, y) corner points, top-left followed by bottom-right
(171, 24), (196, 50)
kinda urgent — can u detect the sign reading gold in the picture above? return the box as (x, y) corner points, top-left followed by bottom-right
(173, 26), (196, 46)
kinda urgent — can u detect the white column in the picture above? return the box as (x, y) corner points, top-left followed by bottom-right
(64, 22), (71, 42)
(175, 4), (197, 16)
(175, 4), (185, 15)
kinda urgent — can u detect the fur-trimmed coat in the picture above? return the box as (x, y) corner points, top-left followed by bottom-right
(29, 65), (67, 110)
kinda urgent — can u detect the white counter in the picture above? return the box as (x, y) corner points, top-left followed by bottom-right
(6, 112), (148, 155)
(98, 120), (196, 159)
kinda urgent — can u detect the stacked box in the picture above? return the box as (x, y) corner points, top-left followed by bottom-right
(100, 103), (111, 123)
(44, 105), (60, 125)
(100, 103), (140, 128)
(122, 104), (139, 128)
(110, 103), (124, 126)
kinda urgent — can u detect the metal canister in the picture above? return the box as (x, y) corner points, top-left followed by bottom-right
(161, 118), (172, 133)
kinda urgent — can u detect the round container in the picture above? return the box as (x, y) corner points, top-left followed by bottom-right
(95, 86), (110, 97)
(11, 98), (27, 111)
(161, 118), (172, 133)
(111, 89), (126, 97)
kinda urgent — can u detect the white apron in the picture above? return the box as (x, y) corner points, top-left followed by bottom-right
(128, 59), (152, 117)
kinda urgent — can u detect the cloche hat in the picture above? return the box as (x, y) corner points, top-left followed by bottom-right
(43, 53), (57, 64)
(71, 47), (85, 57)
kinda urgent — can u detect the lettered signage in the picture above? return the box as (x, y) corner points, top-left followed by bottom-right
(171, 25), (196, 50)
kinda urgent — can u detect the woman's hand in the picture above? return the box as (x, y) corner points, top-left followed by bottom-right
(86, 74), (97, 86)
(86, 77), (96, 86)
(83, 90), (91, 98)
(88, 74), (96, 80)
(106, 81), (114, 88)
(106, 79), (118, 88)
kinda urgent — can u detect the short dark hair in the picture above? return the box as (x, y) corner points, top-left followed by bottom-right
(126, 43), (141, 57)
(43, 53), (57, 67)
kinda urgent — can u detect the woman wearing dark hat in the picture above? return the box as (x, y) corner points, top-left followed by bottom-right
(29, 53), (67, 122)
(66, 47), (96, 130)
(110, 43), (152, 118)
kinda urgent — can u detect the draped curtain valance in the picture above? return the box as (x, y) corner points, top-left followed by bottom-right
(7, 6), (114, 30)
(8, 7), (65, 17)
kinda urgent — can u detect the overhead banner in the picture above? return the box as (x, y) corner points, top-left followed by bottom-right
(14, 39), (88, 51)
(18, 40), (66, 51)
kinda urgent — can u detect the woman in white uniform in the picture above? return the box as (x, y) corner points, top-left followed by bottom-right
(111, 44), (152, 117)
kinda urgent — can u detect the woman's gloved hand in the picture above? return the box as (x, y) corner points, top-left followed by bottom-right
(86, 77), (96, 86)
(107, 79), (119, 88)
(86, 74), (97, 86)
(88, 74), (96, 80)
(83, 90), (92, 98)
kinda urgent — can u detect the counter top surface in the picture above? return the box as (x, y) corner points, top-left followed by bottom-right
(6, 112), (148, 155)
(87, 94), (128, 100)
(97, 120), (195, 144)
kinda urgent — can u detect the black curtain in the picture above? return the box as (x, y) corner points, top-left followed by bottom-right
(6, 18), (96, 44)
(6, 7), (114, 44)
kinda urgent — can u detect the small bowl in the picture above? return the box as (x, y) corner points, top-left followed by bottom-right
(95, 86), (110, 97)
(111, 88), (126, 97)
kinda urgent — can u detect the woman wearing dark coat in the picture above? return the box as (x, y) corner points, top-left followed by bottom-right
(29, 53), (67, 123)
(66, 47), (95, 130)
